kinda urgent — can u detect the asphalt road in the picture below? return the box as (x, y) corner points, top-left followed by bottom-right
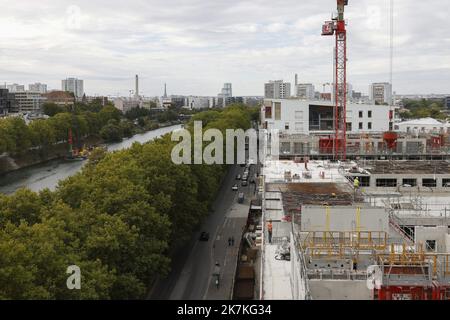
(149, 164), (247, 300)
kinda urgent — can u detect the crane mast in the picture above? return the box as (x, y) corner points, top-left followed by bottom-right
(322, 0), (348, 160)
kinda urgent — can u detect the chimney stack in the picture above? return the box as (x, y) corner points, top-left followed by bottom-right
(135, 75), (139, 98)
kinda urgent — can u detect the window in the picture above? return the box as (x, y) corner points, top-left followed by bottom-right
(426, 240), (436, 252)
(402, 179), (417, 187)
(274, 103), (281, 120)
(265, 106), (272, 119)
(443, 179), (450, 187)
(359, 111), (363, 118)
(346, 122), (352, 132)
(295, 111), (304, 119)
(422, 179), (437, 188)
(368, 122), (372, 130)
(368, 111), (372, 118)
(359, 122), (363, 130)
(376, 179), (397, 187)
(281, 142), (291, 154)
(285, 123), (290, 130)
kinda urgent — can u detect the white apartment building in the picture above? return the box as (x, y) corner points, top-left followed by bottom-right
(370, 82), (392, 105)
(13, 91), (45, 114)
(28, 83), (48, 94)
(296, 83), (315, 100)
(62, 78), (84, 100)
(262, 99), (395, 135)
(184, 96), (211, 110)
(394, 118), (450, 135)
(0, 83), (26, 92)
(265, 80), (291, 99)
(113, 97), (142, 113)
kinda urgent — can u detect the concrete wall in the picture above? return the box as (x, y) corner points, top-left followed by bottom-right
(415, 226), (449, 252)
(301, 206), (389, 233)
(367, 173), (450, 191)
(309, 280), (373, 300)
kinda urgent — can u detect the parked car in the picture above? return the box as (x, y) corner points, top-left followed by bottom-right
(232, 184), (239, 191)
(199, 232), (210, 241)
(242, 180), (248, 187)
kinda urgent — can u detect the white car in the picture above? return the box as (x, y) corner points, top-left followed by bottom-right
(232, 184), (239, 191)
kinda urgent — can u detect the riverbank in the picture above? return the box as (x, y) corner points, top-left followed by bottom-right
(0, 121), (181, 176)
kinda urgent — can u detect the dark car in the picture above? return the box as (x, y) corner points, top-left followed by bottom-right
(199, 232), (210, 241)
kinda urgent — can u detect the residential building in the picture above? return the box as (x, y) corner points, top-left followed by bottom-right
(12, 91), (45, 114)
(217, 83), (233, 107)
(43, 91), (75, 107)
(28, 83), (48, 94)
(262, 98), (394, 135)
(445, 97), (450, 110)
(185, 96), (211, 110)
(296, 83), (315, 100)
(394, 118), (450, 135)
(62, 78), (84, 100)
(113, 97), (142, 113)
(265, 80), (291, 99)
(0, 83), (25, 92)
(0, 89), (16, 116)
(331, 83), (353, 101)
(370, 82), (392, 105)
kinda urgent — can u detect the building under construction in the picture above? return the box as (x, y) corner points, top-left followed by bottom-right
(256, 156), (450, 300)
(251, 0), (450, 301)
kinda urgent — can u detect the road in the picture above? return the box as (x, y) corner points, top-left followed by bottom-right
(149, 163), (257, 300)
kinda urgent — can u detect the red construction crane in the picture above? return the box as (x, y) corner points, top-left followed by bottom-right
(322, 0), (348, 160)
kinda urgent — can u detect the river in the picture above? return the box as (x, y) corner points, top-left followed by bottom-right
(0, 124), (182, 194)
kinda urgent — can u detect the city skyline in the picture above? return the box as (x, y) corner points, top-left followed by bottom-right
(1, 0), (449, 96)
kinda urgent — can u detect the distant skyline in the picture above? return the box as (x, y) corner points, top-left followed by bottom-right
(1, 0), (449, 97)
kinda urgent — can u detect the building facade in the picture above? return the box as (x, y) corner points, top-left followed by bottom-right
(113, 97), (142, 113)
(12, 91), (45, 114)
(296, 84), (315, 100)
(43, 91), (75, 107)
(265, 80), (291, 99)
(445, 97), (450, 110)
(262, 99), (394, 136)
(0, 83), (25, 93)
(370, 82), (392, 105)
(62, 78), (84, 100)
(0, 89), (16, 116)
(28, 83), (48, 94)
(394, 118), (449, 135)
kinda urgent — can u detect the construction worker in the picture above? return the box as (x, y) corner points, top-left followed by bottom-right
(267, 220), (273, 244)
(353, 177), (360, 201)
(353, 177), (360, 189)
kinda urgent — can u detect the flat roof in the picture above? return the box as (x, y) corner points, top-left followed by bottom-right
(263, 160), (351, 184)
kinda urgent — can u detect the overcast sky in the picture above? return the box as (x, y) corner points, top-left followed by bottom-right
(1, 0), (449, 97)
